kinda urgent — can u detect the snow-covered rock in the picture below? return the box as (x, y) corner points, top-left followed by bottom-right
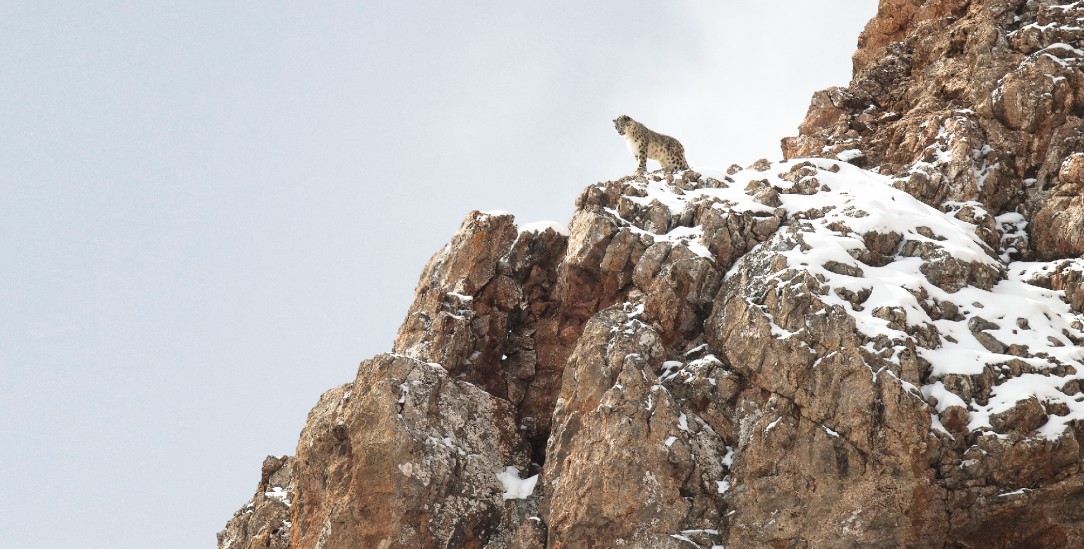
(221, 2), (1084, 547)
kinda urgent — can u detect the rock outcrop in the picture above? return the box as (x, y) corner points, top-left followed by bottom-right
(219, 456), (294, 549)
(782, 0), (1084, 261)
(220, 1), (1084, 548)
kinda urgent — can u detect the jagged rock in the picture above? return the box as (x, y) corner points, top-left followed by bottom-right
(393, 211), (572, 462)
(750, 158), (772, 171)
(783, 0), (1084, 260)
(221, 2), (1084, 548)
(1060, 153), (1084, 193)
(218, 456), (295, 549)
(289, 354), (531, 548)
(706, 222), (945, 547)
(392, 210), (520, 398)
(542, 302), (728, 548)
(1021, 258), (1084, 314)
(989, 396), (1048, 434)
(1032, 192), (1084, 259)
(947, 474), (1084, 548)
(499, 225), (574, 460)
(221, 158), (1084, 548)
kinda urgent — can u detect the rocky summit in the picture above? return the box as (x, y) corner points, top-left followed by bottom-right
(219, 1), (1084, 548)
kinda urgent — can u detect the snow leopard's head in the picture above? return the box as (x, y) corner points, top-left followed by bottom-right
(613, 115), (633, 135)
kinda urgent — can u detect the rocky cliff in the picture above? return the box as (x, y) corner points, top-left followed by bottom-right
(219, 1), (1084, 547)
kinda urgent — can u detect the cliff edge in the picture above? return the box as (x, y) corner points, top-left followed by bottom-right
(220, 1), (1084, 547)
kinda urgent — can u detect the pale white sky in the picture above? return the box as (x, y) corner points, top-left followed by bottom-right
(0, 2), (877, 547)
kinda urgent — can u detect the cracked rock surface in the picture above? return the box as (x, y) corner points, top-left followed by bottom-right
(220, 2), (1084, 548)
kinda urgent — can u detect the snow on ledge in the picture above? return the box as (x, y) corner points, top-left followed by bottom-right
(836, 148), (864, 161)
(496, 466), (539, 500)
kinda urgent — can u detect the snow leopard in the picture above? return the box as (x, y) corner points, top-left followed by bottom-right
(612, 115), (690, 173)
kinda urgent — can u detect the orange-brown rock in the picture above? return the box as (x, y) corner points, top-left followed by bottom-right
(542, 303), (728, 548)
(288, 353), (531, 548)
(392, 210), (572, 461)
(218, 456), (294, 549)
(221, 166), (1084, 548)
(783, 0), (1084, 260)
(221, 2), (1084, 548)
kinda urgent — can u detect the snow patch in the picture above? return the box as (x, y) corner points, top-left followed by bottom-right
(594, 159), (1084, 443)
(715, 479), (731, 493)
(764, 416), (782, 433)
(678, 412), (690, 432)
(836, 148), (864, 161)
(496, 466), (539, 500)
(264, 486), (291, 507)
(721, 446), (735, 468)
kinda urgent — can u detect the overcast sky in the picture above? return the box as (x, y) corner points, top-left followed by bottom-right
(0, 2), (877, 547)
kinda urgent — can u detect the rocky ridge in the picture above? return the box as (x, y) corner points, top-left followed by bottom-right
(782, 0), (1084, 260)
(220, 1), (1084, 547)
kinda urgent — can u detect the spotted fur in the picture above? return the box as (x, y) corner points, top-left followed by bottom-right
(613, 115), (690, 173)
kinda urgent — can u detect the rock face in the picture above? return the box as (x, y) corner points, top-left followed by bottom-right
(782, 0), (1084, 261)
(220, 2), (1084, 548)
(219, 455), (294, 549)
